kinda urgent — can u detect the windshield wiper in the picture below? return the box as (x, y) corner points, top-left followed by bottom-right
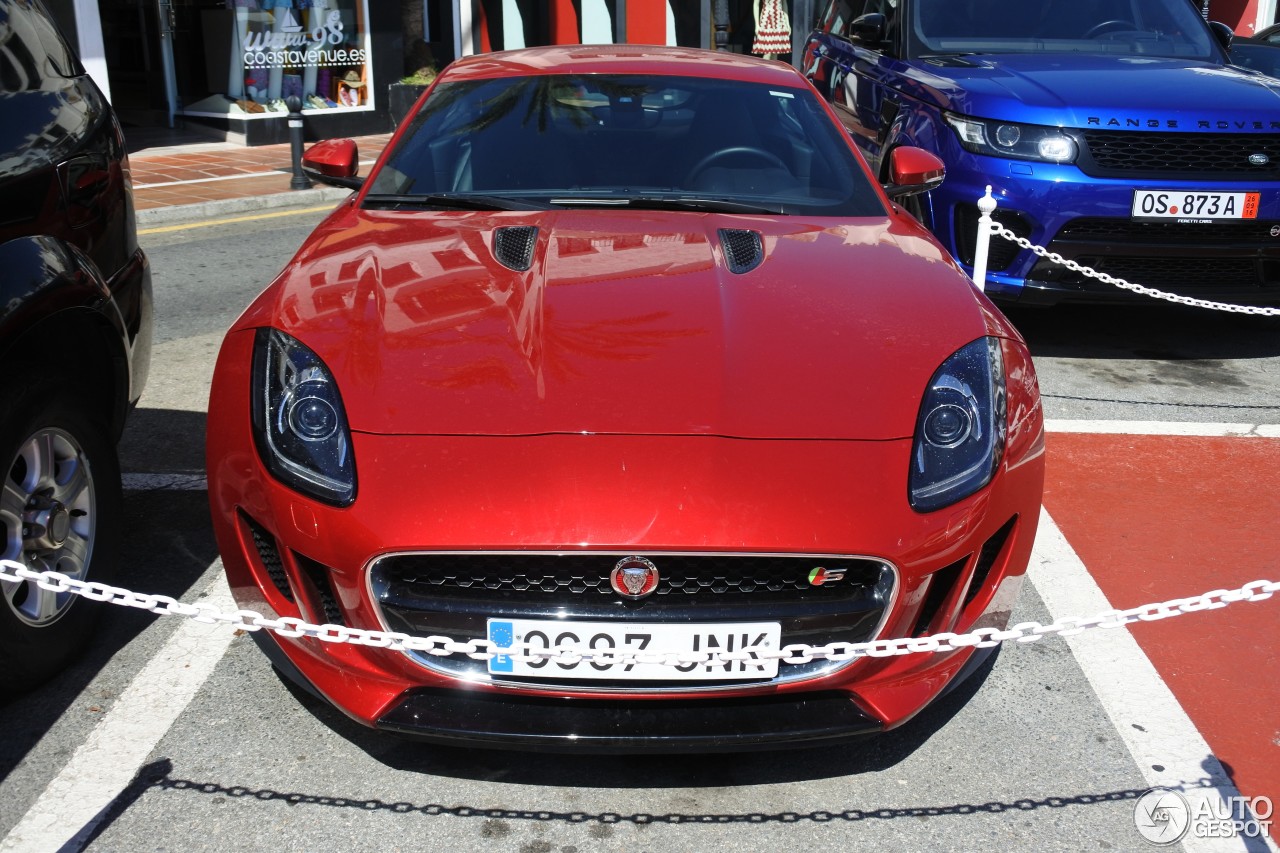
(363, 193), (549, 211)
(920, 52), (990, 61)
(551, 195), (786, 214)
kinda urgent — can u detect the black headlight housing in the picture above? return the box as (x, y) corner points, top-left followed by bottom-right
(909, 338), (1007, 512)
(251, 328), (356, 506)
(944, 113), (1078, 164)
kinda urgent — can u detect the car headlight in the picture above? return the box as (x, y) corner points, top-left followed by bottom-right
(943, 113), (1078, 164)
(251, 328), (356, 506)
(909, 338), (1007, 512)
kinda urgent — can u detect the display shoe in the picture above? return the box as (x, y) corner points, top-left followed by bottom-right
(321, 96), (339, 108)
(306, 94), (328, 109)
(236, 98), (265, 114)
(268, 99), (288, 113)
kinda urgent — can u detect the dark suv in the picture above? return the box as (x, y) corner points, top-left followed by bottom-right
(0, 0), (152, 693)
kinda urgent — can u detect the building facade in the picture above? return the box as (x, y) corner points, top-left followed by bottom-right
(44, 0), (1280, 146)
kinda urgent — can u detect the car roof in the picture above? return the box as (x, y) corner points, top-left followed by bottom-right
(441, 44), (809, 89)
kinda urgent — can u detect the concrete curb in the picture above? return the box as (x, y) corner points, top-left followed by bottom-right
(136, 187), (354, 228)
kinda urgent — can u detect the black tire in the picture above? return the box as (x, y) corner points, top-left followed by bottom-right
(0, 378), (122, 696)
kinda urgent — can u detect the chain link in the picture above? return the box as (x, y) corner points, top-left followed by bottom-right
(3, 559), (1276, 667)
(987, 221), (1280, 316)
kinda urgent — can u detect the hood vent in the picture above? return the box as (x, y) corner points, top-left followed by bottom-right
(493, 225), (538, 272)
(719, 228), (764, 274)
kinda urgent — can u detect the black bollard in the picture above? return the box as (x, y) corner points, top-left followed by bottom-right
(714, 0), (729, 51)
(286, 95), (313, 191)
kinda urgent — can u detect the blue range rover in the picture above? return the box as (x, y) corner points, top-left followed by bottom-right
(802, 0), (1280, 305)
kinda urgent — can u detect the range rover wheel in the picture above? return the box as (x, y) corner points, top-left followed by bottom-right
(0, 380), (121, 695)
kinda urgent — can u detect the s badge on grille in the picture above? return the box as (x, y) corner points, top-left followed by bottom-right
(611, 556), (659, 599)
(1249, 153), (1270, 166)
(808, 566), (847, 586)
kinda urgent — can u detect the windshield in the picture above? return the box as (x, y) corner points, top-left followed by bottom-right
(367, 73), (884, 216)
(1229, 42), (1280, 78)
(911, 0), (1217, 60)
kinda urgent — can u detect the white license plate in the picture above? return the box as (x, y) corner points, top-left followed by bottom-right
(486, 619), (781, 680)
(1131, 189), (1259, 221)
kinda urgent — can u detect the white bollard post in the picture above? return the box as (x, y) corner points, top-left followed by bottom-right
(970, 186), (997, 292)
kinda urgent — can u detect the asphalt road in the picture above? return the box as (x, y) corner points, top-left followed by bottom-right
(1, 205), (1277, 853)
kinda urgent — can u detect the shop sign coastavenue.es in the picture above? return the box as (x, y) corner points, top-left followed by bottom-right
(242, 8), (367, 72)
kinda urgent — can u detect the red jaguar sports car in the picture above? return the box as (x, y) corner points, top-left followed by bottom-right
(206, 45), (1045, 751)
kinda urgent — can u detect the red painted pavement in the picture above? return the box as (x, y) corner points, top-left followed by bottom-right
(1043, 432), (1280, 812)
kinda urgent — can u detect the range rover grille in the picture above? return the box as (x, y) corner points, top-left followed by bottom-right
(1056, 218), (1280, 246)
(1077, 256), (1270, 290)
(1078, 131), (1280, 178)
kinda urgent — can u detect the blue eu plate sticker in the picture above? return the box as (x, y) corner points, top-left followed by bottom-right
(489, 621), (514, 673)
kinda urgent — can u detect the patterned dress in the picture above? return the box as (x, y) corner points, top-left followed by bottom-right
(752, 0), (792, 55)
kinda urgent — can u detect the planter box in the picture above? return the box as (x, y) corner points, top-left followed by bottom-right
(388, 83), (428, 129)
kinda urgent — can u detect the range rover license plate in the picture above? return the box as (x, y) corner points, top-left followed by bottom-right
(1132, 190), (1259, 221)
(486, 619), (782, 680)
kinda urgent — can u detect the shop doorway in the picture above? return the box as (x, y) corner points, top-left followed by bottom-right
(466, 0), (706, 53)
(98, 0), (178, 127)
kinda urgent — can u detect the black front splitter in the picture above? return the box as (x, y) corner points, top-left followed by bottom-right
(375, 688), (882, 754)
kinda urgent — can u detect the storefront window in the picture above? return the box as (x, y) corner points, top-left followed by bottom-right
(462, 2), (801, 54)
(471, 0), (700, 52)
(184, 0), (372, 119)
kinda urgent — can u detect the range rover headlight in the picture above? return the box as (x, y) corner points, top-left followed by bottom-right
(944, 113), (1078, 164)
(910, 338), (1007, 512)
(251, 328), (356, 506)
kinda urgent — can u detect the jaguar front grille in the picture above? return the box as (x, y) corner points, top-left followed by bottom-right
(368, 551), (897, 691)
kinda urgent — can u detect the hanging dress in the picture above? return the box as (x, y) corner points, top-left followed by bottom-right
(752, 0), (792, 55)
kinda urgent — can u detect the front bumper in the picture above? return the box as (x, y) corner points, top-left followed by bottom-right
(207, 328), (1044, 748)
(375, 688), (882, 753)
(938, 158), (1280, 305)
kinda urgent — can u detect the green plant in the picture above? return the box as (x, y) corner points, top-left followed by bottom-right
(399, 66), (437, 86)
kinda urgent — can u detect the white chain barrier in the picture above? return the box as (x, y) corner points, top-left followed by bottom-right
(3, 559), (1276, 667)
(969, 185), (1280, 316)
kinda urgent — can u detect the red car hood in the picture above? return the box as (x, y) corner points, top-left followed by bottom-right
(262, 207), (994, 440)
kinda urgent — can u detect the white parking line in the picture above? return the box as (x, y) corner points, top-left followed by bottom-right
(1030, 509), (1278, 853)
(1045, 419), (1280, 437)
(0, 566), (236, 853)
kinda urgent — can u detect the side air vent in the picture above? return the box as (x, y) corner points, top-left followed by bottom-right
(964, 515), (1017, 608)
(718, 228), (764, 274)
(241, 511), (294, 603)
(912, 556), (967, 637)
(295, 552), (346, 626)
(493, 226), (538, 271)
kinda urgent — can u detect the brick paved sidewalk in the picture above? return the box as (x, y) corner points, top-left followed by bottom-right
(129, 134), (392, 217)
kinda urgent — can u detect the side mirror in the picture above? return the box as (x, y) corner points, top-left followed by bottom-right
(1208, 20), (1234, 51)
(302, 138), (363, 189)
(848, 12), (887, 45)
(884, 146), (945, 198)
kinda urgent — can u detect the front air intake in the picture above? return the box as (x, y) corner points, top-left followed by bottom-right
(241, 511), (293, 603)
(493, 226), (538, 271)
(718, 228), (764, 274)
